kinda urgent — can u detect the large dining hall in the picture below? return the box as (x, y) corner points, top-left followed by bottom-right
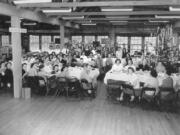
(1, 0), (180, 135)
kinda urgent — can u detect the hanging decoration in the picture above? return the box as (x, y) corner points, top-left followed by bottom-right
(155, 24), (179, 63)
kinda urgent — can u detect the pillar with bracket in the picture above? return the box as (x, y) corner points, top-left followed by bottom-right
(10, 16), (23, 98)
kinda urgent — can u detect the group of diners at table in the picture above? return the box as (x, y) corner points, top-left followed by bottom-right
(0, 45), (179, 102)
(104, 57), (180, 103)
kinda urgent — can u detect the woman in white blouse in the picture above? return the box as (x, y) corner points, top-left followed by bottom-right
(110, 59), (123, 72)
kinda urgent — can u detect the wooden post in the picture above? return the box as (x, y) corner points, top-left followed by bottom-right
(110, 29), (115, 47)
(128, 36), (131, 53)
(60, 24), (65, 48)
(11, 16), (22, 98)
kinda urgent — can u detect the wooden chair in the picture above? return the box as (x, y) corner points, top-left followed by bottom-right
(157, 87), (176, 106)
(66, 77), (81, 99)
(46, 76), (58, 96)
(106, 79), (125, 103)
(80, 79), (96, 99)
(141, 87), (156, 103)
(56, 77), (67, 96)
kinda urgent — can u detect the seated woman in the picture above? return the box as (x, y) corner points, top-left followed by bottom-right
(22, 63), (28, 79)
(125, 59), (136, 71)
(143, 69), (159, 96)
(119, 67), (139, 101)
(0, 62), (7, 87)
(28, 63), (38, 77)
(56, 66), (68, 78)
(4, 62), (13, 88)
(156, 62), (166, 74)
(51, 65), (61, 75)
(80, 64), (96, 92)
(105, 54), (113, 71)
(110, 59), (123, 72)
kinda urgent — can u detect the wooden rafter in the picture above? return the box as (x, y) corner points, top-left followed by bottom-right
(15, 0), (180, 8)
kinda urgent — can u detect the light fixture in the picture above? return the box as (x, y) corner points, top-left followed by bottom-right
(155, 15), (180, 19)
(62, 16), (84, 20)
(101, 7), (133, 12)
(81, 23), (96, 26)
(42, 9), (72, 13)
(14, 0), (51, 4)
(110, 21), (128, 23)
(169, 6), (180, 11)
(149, 20), (169, 23)
(106, 16), (129, 19)
(23, 22), (37, 26)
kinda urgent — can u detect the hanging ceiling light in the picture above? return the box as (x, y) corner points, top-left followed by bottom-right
(169, 6), (180, 11)
(42, 8), (72, 13)
(101, 7), (133, 12)
(155, 15), (180, 18)
(14, 0), (52, 4)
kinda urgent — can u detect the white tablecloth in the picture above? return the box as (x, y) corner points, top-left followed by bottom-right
(67, 67), (100, 80)
(104, 71), (180, 90)
(104, 71), (150, 84)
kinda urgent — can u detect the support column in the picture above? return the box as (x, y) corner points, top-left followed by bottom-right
(128, 36), (131, 53)
(60, 24), (65, 48)
(109, 29), (115, 47)
(11, 16), (22, 98)
(95, 35), (98, 42)
(39, 35), (42, 51)
(142, 36), (145, 54)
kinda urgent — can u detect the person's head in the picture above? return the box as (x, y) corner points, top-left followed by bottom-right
(6, 62), (12, 69)
(150, 69), (157, 78)
(31, 63), (38, 69)
(53, 65), (59, 71)
(128, 67), (135, 74)
(128, 59), (133, 66)
(0, 62), (6, 69)
(118, 47), (121, 51)
(115, 59), (121, 65)
(22, 63), (27, 71)
(108, 53), (112, 58)
(39, 65), (44, 71)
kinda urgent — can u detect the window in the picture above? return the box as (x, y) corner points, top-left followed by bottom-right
(145, 37), (156, 54)
(130, 37), (142, 54)
(30, 35), (39, 52)
(85, 36), (95, 44)
(97, 36), (109, 44)
(41, 36), (51, 52)
(116, 36), (128, 49)
(2, 35), (10, 46)
(72, 36), (82, 44)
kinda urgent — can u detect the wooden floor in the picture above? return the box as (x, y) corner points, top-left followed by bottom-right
(0, 83), (180, 135)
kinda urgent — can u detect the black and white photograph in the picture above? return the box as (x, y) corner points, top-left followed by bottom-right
(0, 0), (180, 135)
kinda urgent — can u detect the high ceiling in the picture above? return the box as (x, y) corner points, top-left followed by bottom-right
(1, 0), (180, 30)
(8, 0), (180, 27)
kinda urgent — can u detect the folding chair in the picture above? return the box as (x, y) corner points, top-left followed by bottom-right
(141, 87), (156, 103)
(66, 77), (81, 99)
(46, 76), (58, 96)
(80, 79), (96, 99)
(106, 79), (125, 103)
(56, 77), (67, 96)
(157, 87), (176, 107)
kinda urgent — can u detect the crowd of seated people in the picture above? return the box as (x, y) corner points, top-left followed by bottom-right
(0, 43), (179, 102)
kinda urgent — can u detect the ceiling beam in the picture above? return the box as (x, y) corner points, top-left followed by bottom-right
(0, 2), (79, 29)
(65, 17), (157, 21)
(46, 11), (180, 16)
(15, 0), (180, 8)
